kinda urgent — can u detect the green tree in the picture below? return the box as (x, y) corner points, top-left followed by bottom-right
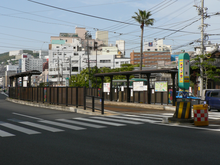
(191, 53), (220, 89)
(69, 64), (137, 88)
(132, 9), (154, 76)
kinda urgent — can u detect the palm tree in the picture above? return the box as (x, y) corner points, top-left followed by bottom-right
(132, 9), (154, 76)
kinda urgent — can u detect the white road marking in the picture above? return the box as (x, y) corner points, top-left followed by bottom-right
(91, 116), (144, 125)
(153, 122), (220, 132)
(0, 130), (15, 137)
(74, 118), (126, 126)
(20, 121), (64, 132)
(106, 115), (161, 123)
(12, 113), (43, 120)
(56, 119), (106, 128)
(0, 122), (40, 135)
(123, 114), (163, 121)
(39, 120), (86, 130)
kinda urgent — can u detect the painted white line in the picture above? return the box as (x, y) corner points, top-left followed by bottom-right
(0, 130), (15, 137)
(57, 119), (106, 128)
(1, 92), (8, 97)
(91, 117), (144, 125)
(107, 115), (161, 123)
(12, 113), (43, 120)
(0, 123), (40, 135)
(140, 114), (173, 118)
(20, 121), (64, 132)
(153, 122), (220, 132)
(74, 118), (126, 126)
(123, 114), (163, 121)
(39, 120), (86, 130)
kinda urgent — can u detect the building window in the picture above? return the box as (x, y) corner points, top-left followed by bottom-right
(72, 67), (78, 72)
(100, 60), (111, 63)
(155, 49), (157, 51)
(116, 62), (119, 64)
(148, 49), (150, 51)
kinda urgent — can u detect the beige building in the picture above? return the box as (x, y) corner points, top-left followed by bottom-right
(96, 31), (108, 46)
(130, 51), (171, 67)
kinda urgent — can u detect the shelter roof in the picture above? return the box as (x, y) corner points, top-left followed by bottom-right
(94, 68), (178, 77)
(9, 70), (41, 79)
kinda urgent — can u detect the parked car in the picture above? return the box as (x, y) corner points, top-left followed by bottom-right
(176, 91), (201, 105)
(204, 90), (220, 111)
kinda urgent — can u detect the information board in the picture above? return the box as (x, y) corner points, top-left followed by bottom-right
(133, 81), (147, 91)
(103, 83), (110, 92)
(155, 81), (168, 92)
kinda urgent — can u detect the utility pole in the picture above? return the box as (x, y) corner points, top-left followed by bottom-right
(85, 31), (92, 88)
(200, 0), (204, 97)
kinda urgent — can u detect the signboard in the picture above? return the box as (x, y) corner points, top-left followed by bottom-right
(155, 81), (168, 92)
(133, 81), (147, 91)
(103, 83), (110, 92)
(182, 92), (188, 99)
(178, 53), (190, 90)
(65, 77), (69, 86)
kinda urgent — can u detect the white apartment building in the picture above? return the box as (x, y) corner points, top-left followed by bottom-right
(144, 39), (172, 53)
(49, 39), (84, 86)
(81, 54), (130, 69)
(49, 39), (130, 85)
(194, 41), (219, 55)
(9, 50), (23, 56)
(21, 57), (43, 72)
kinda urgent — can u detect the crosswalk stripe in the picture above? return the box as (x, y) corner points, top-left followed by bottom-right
(123, 114), (163, 121)
(0, 130), (15, 137)
(106, 115), (161, 123)
(0, 122), (40, 135)
(91, 117), (144, 125)
(74, 118), (126, 126)
(56, 119), (106, 128)
(39, 120), (86, 130)
(140, 114), (173, 118)
(20, 121), (64, 132)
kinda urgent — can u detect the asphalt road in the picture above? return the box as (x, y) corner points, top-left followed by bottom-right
(1, 93), (220, 165)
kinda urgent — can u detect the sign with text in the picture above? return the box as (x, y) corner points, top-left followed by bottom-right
(133, 81), (148, 91)
(103, 83), (110, 92)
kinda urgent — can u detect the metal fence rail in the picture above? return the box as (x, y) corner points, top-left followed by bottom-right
(9, 87), (84, 106)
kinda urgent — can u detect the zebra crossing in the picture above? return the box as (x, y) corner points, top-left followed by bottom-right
(0, 113), (173, 138)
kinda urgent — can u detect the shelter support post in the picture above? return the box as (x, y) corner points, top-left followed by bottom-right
(21, 77), (23, 87)
(28, 75), (31, 87)
(126, 75), (131, 102)
(15, 77), (18, 87)
(109, 75), (113, 101)
(146, 73), (151, 104)
(101, 76), (104, 114)
(171, 73), (176, 106)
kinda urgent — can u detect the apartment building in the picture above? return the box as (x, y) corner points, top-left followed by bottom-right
(130, 51), (171, 67)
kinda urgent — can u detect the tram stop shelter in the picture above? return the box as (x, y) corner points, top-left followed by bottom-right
(94, 68), (178, 106)
(9, 70), (42, 87)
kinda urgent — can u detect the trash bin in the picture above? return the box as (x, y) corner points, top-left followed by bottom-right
(193, 104), (209, 126)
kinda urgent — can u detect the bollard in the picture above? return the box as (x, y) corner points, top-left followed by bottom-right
(193, 104), (209, 126)
(175, 101), (191, 119)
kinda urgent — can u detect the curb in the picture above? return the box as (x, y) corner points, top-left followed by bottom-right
(104, 101), (176, 111)
(6, 98), (116, 116)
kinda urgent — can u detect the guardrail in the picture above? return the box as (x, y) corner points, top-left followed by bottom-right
(84, 87), (104, 114)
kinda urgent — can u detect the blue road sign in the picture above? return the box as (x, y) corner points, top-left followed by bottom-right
(182, 92), (188, 99)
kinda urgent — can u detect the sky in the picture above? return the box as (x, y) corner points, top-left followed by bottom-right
(0, 0), (220, 57)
